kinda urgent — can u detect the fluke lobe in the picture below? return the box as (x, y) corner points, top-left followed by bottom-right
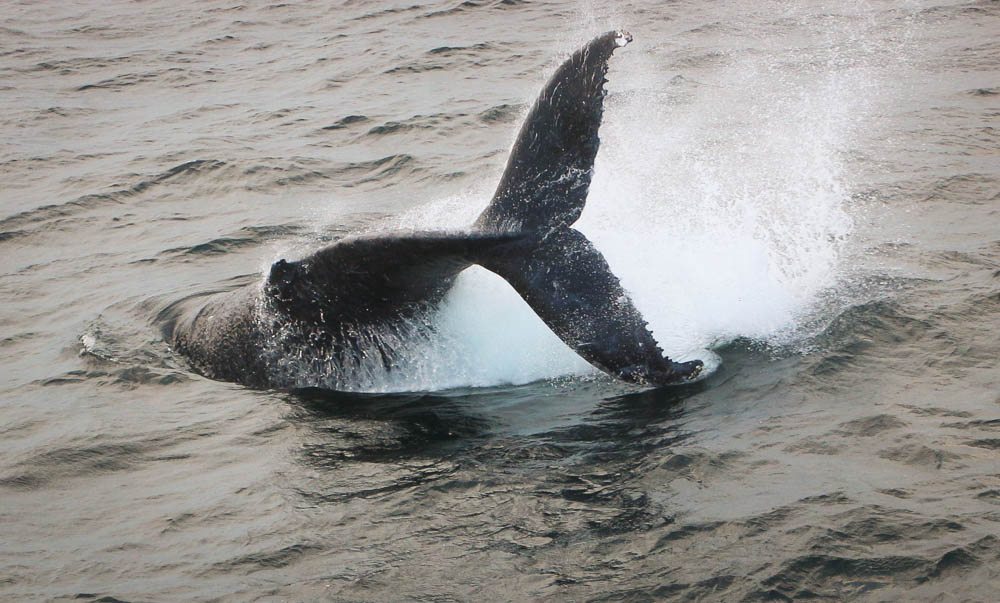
(164, 31), (704, 390)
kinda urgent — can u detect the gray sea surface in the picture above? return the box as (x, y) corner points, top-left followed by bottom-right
(2, 0), (998, 600)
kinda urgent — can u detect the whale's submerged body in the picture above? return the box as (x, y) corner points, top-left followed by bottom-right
(165, 31), (704, 390)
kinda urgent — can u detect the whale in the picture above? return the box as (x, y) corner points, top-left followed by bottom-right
(164, 30), (704, 390)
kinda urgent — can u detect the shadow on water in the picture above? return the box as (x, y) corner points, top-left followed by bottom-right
(267, 340), (782, 510)
(288, 386), (496, 458)
(284, 384), (571, 477)
(543, 381), (707, 450)
(281, 380), (709, 509)
(285, 376), (712, 466)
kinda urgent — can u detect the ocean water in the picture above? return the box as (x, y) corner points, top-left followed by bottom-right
(2, 0), (998, 600)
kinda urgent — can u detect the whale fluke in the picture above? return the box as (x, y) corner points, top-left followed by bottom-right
(482, 229), (702, 385)
(472, 30), (702, 384)
(476, 30), (632, 233)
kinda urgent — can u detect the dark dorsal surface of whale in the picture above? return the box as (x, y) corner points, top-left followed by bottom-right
(165, 30), (704, 390)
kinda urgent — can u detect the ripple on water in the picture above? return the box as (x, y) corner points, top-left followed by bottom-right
(2, 0), (1000, 601)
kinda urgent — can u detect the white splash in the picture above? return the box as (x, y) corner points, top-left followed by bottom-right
(314, 23), (873, 392)
(579, 48), (864, 370)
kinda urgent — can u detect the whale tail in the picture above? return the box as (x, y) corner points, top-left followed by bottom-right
(475, 30), (632, 234)
(259, 31), (701, 387)
(472, 30), (702, 385)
